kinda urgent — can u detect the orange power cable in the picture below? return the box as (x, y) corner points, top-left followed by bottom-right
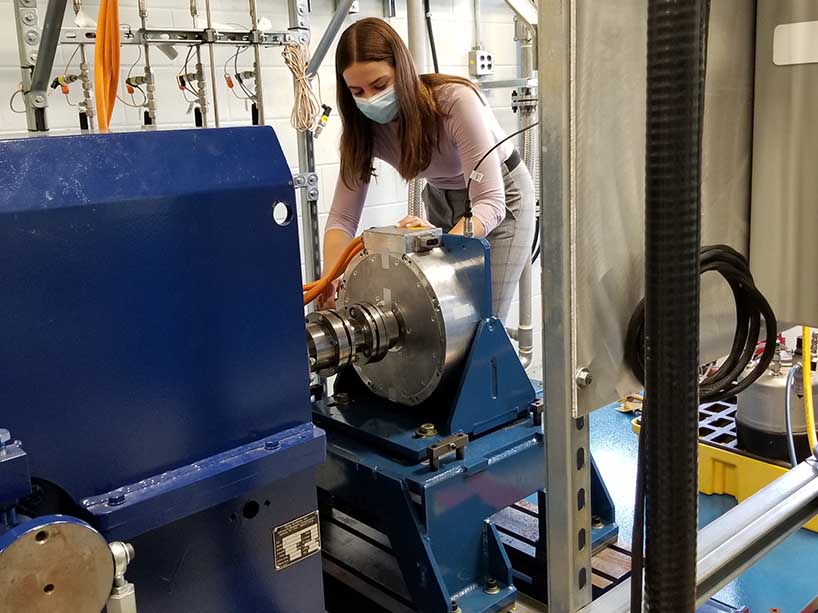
(94, 0), (120, 132)
(303, 237), (364, 305)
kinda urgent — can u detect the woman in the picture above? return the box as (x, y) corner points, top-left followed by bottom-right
(321, 17), (535, 322)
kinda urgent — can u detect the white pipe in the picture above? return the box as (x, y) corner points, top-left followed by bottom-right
(518, 21), (536, 78)
(473, 0), (482, 49)
(407, 0), (428, 216)
(513, 30), (537, 370)
(517, 256), (534, 369)
(407, 0), (429, 73)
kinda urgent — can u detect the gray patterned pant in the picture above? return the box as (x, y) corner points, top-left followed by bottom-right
(422, 163), (536, 322)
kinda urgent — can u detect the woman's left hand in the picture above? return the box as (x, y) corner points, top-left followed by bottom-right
(395, 215), (434, 229)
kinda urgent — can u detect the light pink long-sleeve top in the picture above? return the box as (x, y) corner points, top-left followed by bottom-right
(326, 83), (513, 236)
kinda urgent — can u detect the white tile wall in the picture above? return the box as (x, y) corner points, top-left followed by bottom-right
(0, 0), (542, 378)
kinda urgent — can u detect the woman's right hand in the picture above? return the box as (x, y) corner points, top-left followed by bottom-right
(317, 278), (341, 310)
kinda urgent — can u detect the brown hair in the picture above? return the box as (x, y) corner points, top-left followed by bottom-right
(336, 18), (479, 188)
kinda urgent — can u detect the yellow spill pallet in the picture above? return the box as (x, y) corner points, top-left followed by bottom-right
(631, 416), (818, 533)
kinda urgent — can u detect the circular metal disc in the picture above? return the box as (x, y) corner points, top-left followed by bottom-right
(0, 517), (113, 613)
(343, 252), (446, 404)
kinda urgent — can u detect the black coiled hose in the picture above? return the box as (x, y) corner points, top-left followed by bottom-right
(625, 245), (778, 403)
(636, 2), (711, 611)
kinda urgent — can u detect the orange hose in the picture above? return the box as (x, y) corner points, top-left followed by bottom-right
(303, 244), (361, 290)
(94, 0), (120, 132)
(303, 237), (364, 305)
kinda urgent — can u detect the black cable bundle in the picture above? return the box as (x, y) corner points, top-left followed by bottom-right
(634, 1), (711, 611)
(463, 122), (539, 230)
(625, 245), (778, 403)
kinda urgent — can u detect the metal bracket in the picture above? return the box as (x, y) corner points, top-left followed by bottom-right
(511, 87), (538, 114)
(57, 26), (302, 47)
(13, 0), (42, 130)
(479, 77), (538, 90)
(426, 432), (468, 471)
(201, 27), (216, 44)
(530, 398), (544, 427)
(293, 172), (320, 200)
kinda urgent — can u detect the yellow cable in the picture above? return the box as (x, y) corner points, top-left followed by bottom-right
(804, 326), (817, 452)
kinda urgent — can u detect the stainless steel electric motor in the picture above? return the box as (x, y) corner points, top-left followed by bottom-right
(306, 227), (485, 406)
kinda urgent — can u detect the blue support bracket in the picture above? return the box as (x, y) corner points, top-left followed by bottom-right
(83, 423), (325, 540)
(318, 415), (544, 613)
(448, 318), (536, 436)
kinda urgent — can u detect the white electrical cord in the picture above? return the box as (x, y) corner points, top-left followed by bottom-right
(282, 41), (322, 132)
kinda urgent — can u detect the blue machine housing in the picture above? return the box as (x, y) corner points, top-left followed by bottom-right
(0, 127), (325, 612)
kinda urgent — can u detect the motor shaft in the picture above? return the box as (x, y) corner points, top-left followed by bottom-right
(306, 303), (402, 377)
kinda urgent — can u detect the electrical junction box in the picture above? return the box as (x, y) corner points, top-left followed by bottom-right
(469, 49), (494, 76)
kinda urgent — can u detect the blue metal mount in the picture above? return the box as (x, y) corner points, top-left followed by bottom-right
(315, 231), (545, 612)
(318, 412), (544, 613)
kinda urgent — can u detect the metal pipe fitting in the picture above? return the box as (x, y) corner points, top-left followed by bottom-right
(78, 47), (95, 128)
(516, 256), (534, 370)
(195, 48), (208, 126)
(203, 0), (220, 126)
(106, 541), (137, 613)
(248, 0), (265, 125)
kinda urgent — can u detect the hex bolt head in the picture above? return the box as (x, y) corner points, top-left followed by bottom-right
(575, 367), (593, 388)
(592, 515), (604, 529)
(108, 493), (126, 506)
(416, 423), (438, 438)
(22, 12), (36, 25)
(25, 30), (39, 44)
(264, 440), (280, 451)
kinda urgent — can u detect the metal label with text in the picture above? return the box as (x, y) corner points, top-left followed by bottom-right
(273, 511), (321, 571)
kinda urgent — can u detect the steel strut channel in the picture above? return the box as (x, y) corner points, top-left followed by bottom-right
(538, 0), (594, 610)
(57, 26), (308, 46)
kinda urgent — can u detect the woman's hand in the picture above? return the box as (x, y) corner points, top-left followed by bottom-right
(317, 278), (341, 310)
(396, 215), (434, 229)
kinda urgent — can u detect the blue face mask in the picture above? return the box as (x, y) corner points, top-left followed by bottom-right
(354, 86), (399, 124)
